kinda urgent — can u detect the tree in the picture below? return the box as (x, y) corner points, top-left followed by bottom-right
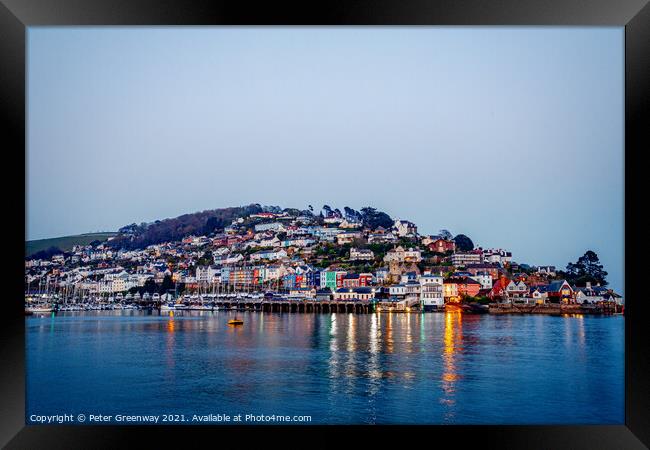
(28, 246), (63, 261)
(283, 208), (302, 217)
(197, 250), (213, 266)
(360, 207), (393, 229)
(564, 250), (608, 286)
(439, 229), (453, 240)
(142, 278), (157, 294)
(344, 206), (362, 221)
(453, 234), (474, 252)
(159, 275), (175, 294)
(204, 216), (225, 234)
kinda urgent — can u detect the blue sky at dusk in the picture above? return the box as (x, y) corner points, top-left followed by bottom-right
(27, 27), (624, 293)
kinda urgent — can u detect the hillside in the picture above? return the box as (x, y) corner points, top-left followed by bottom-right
(26, 232), (117, 256)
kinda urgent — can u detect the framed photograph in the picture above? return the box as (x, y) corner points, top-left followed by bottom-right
(2, 0), (648, 448)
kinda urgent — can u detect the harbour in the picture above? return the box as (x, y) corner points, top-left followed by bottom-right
(25, 292), (623, 316)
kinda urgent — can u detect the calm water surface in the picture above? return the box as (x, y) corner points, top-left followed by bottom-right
(26, 311), (624, 424)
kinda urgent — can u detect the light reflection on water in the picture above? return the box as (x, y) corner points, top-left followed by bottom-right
(26, 310), (624, 425)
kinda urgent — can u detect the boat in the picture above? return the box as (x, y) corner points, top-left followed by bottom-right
(227, 318), (244, 326)
(160, 302), (176, 311)
(25, 304), (54, 314)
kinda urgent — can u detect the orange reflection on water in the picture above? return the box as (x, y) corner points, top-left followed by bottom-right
(165, 311), (176, 375)
(167, 312), (175, 333)
(347, 314), (357, 352)
(385, 311), (394, 354)
(441, 311), (463, 418)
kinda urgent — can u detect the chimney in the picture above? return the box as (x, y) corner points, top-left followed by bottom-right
(586, 281), (591, 289)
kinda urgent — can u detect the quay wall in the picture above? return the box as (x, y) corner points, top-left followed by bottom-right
(487, 303), (621, 315)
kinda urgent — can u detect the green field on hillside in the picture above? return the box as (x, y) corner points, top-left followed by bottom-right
(26, 232), (117, 256)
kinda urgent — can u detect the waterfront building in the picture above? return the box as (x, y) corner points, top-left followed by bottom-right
(342, 274), (360, 288)
(545, 280), (575, 303)
(420, 273), (444, 286)
(288, 287), (316, 298)
(389, 284), (407, 297)
(320, 270), (347, 290)
(447, 276), (482, 298)
(530, 286), (548, 303)
(316, 288), (333, 301)
(573, 284), (610, 304)
(443, 279), (460, 301)
(506, 280), (529, 298)
(358, 273), (373, 287)
(333, 287), (375, 301)
(421, 282), (444, 311)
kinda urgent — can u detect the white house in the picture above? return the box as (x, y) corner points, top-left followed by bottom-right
(254, 222), (286, 233)
(196, 265), (220, 283)
(421, 282), (444, 311)
(384, 246), (422, 263)
(506, 280), (529, 298)
(250, 249), (288, 261)
(350, 248), (374, 261)
(481, 248), (512, 265)
(469, 273), (493, 290)
(393, 219), (417, 237)
(536, 266), (557, 276)
(451, 252), (483, 267)
(336, 231), (363, 245)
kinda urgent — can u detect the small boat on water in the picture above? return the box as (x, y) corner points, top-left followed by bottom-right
(25, 304), (54, 314)
(228, 318), (244, 326)
(160, 302), (176, 311)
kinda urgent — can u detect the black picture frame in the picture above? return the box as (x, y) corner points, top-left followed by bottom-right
(2, 1), (648, 448)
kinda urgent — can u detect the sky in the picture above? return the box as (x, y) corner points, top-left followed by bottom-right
(27, 27), (624, 293)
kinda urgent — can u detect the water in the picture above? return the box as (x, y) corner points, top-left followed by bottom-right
(26, 310), (624, 425)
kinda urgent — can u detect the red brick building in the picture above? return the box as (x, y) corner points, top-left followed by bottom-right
(428, 239), (456, 253)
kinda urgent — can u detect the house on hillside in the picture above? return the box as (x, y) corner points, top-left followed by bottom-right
(350, 248), (374, 261)
(393, 219), (418, 237)
(427, 238), (456, 253)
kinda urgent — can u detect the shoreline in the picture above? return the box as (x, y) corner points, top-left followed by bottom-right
(26, 301), (624, 317)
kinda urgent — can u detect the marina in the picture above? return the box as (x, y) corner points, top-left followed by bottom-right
(25, 291), (623, 316)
